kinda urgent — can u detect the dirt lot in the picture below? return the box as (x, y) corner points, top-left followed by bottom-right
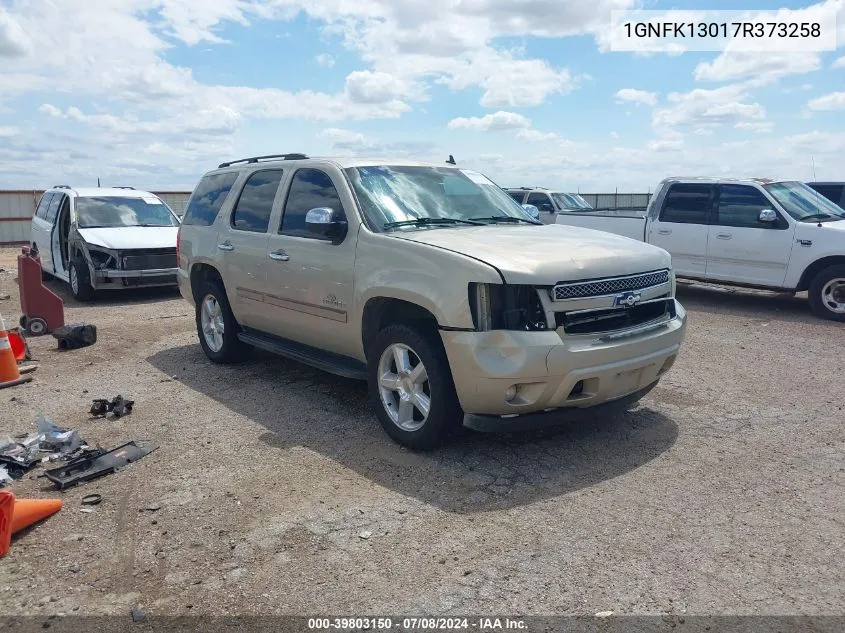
(0, 246), (842, 618)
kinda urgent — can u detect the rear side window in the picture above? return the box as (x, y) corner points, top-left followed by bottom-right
(45, 193), (63, 223)
(35, 192), (54, 219)
(231, 169), (284, 233)
(527, 192), (552, 208)
(660, 184), (712, 224)
(182, 172), (239, 226)
(280, 169), (345, 238)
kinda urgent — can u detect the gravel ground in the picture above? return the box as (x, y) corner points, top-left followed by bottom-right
(0, 247), (842, 618)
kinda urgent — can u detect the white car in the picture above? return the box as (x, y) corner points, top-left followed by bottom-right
(556, 177), (845, 321)
(505, 187), (594, 224)
(30, 185), (181, 301)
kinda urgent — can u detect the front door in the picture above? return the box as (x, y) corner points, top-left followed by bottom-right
(526, 192), (556, 224)
(216, 169), (285, 327)
(31, 192), (57, 273)
(264, 167), (358, 357)
(706, 184), (796, 287)
(647, 182), (714, 278)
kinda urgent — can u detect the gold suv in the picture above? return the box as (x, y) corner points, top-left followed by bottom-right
(177, 154), (687, 449)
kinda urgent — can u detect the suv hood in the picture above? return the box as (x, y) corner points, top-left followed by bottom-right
(393, 224), (671, 285)
(77, 226), (179, 250)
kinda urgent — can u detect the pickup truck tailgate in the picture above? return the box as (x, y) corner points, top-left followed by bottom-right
(556, 211), (647, 241)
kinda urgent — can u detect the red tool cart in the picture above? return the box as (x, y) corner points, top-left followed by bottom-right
(17, 246), (64, 336)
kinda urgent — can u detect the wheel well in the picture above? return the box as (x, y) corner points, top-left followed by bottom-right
(362, 298), (439, 355)
(190, 263), (223, 302)
(797, 256), (845, 291)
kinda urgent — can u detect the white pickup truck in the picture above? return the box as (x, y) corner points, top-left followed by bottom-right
(556, 177), (845, 321)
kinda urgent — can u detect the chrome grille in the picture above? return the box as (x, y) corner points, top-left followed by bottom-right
(552, 269), (670, 301)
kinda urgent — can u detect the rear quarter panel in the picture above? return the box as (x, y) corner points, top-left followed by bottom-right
(555, 211), (647, 241)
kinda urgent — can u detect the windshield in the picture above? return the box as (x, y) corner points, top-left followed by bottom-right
(552, 192), (592, 210)
(75, 196), (179, 228)
(345, 165), (535, 230)
(763, 181), (845, 221)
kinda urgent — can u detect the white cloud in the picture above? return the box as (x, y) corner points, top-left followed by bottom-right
(0, 7), (30, 57)
(319, 127), (368, 148)
(735, 121), (774, 133)
(516, 129), (559, 142)
(807, 92), (845, 110)
(693, 52), (821, 86)
(653, 85), (766, 131)
(448, 111), (532, 132)
(615, 88), (657, 106)
(344, 70), (408, 104)
(38, 103), (63, 117)
(0, 126), (19, 138)
(315, 53), (335, 68)
(834, 57), (845, 69)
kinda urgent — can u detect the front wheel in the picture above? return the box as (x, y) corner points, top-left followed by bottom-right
(68, 257), (95, 301)
(367, 324), (462, 451)
(194, 279), (252, 363)
(808, 265), (845, 322)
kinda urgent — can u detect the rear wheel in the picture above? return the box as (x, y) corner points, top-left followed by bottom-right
(68, 256), (95, 301)
(808, 265), (845, 322)
(367, 324), (462, 450)
(195, 279), (252, 363)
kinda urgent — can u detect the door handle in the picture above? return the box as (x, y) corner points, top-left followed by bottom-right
(268, 250), (290, 262)
(658, 229), (671, 235)
(716, 233), (732, 240)
(217, 241), (234, 252)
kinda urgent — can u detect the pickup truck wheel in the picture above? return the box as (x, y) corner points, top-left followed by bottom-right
(68, 257), (95, 301)
(368, 324), (461, 451)
(195, 280), (252, 363)
(808, 265), (845, 322)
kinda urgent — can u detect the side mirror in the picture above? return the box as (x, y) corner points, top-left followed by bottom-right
(305, 207), (348, 242)
(521, 204), (540, 220)
(758, 209), (777, 223)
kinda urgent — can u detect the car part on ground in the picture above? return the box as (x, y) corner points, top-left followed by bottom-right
(44, 441), (158, 490)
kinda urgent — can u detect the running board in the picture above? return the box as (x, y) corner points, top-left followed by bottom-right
(237, 330), (367, 380)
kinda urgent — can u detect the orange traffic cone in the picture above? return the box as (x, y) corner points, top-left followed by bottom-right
(0, 313), (31, 388)
(0, 491), (63, 557)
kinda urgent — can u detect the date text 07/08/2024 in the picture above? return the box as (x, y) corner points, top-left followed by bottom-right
(307, 617), (528, 630)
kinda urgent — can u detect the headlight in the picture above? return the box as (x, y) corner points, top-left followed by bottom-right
(468, 283), (550, 331)
(87, 248), (117, 270)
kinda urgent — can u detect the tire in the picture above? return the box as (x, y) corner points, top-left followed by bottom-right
(367, 324), (462, 451)
(24, 317), (48, 337)
(194, 279), (252, 363)
(68, 256), (95, 301)
(808, 264), (845, 322)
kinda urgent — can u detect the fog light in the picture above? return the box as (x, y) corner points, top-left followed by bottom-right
(505, 385), (517, 402)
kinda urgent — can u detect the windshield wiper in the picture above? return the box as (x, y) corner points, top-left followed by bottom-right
(383, 217), (482, 229)
(799, 213), (834, 222)
(468, 215), (541, 225)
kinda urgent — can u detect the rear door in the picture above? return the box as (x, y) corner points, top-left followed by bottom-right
(31, 192), (55, 271)
(217, 169), (285, 328)
(263, 166), (358, 357)
(526, 192), (556, 224)
(647, 183), (713, 278)
(706, 184), (795, 287)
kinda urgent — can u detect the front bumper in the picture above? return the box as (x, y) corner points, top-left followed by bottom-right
(96, 267), (178, 279)
(440, 299), (686, 422)
(93, 267), (178, 289)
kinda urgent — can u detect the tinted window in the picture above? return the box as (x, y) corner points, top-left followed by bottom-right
(231, 170), (283, 233)
(35, 193), (54, 220)
(715, 185), (776, 228)
(281, 169), (344, 238)
(507, 191), (525, 203)
(45, 193), (63, 223)
(526, 193), (552, 208)
(183, 172), (239, 226)
(808, 184), (844, 204)
(660, 184), (712, 224)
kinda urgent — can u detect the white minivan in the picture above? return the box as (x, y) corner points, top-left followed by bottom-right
(31, 185), (181, 301)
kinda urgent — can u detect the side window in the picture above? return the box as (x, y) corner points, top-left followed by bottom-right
(526, 193), (552, 209)
(659, 184), (712, 224)
(507, 191), (525, 203)
(182, 172), (239, 226)
(230, 169), (284, 233)
(35, 193), (54, 220)
(715, 185), (777, 229)
(45, 193), (63, 223)
(280, 169), (345, 238)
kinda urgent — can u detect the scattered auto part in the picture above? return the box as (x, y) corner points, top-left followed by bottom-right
(44, 441), (157, 490)
(53, 323), (97, 350)
(90, 395), (134, 418)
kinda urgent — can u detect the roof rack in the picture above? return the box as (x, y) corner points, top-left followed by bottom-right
(52, 185), (72, 189)
(114, 186), (136, 189)
(218, 153), (309, 168)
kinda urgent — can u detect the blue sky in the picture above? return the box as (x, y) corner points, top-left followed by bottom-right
(0, 0), (843, 192)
